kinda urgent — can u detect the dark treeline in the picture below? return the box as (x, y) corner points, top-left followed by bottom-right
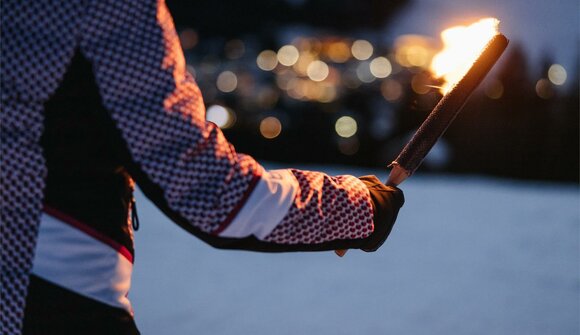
(444, 45), (579, 182)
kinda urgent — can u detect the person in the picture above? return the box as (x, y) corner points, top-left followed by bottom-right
(0, 1), (404, 334)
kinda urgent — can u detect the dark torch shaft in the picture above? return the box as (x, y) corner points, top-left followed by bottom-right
(387, 33), (509, 186)
(335, 33), (508, 257)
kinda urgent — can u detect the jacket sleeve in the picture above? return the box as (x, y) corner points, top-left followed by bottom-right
(79, 0), (375, 252)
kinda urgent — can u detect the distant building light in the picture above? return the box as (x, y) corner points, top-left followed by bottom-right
(277, 45), (300, 66)
(216, 71), (238, 93)
(260, 116), (282, 139)
(370, 57), (392, 78)
(547, 64), (567, 86)
(351, 40), (374, 60)
(306, 60), (330, 82)
(206, 105), (236, 129)
(257, 50), (278, 71)
(335, 116), (358, 138)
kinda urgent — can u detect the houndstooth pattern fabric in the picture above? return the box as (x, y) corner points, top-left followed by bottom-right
(79, 1), (263, 234)
(265, 170), (373, 244)
(1, 1), (374, 333)
(1, 1), (83, 333)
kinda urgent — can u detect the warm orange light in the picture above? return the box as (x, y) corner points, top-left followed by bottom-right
(260, 116), (282, 139)
(394, 35), (436, 69)
(430, 18), (500, 94)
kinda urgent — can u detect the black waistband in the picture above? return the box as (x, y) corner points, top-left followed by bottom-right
(23, 275), (140, 335)
(41, 51), (135, 255)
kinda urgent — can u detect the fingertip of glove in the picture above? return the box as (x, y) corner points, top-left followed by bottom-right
(392, 187), (405, 207)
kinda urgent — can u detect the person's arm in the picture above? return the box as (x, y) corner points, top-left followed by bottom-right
(79, 0), (401, 252)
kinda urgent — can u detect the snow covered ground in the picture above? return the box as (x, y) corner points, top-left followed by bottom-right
(131, 165), (579, 335)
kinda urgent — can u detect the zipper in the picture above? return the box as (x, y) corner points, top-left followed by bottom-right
(130, 197), (140, 231)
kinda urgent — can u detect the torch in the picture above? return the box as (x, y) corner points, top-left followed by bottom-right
(336, 18), (509, 257)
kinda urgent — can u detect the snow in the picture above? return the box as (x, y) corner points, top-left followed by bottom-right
(131, 165), (579, 334)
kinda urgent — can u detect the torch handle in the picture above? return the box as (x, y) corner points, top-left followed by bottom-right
(335, 34), (508, 258)
(394, 34), (509, 176)
(385, 163), (410, 187)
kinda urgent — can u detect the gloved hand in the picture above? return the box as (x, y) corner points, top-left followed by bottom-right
(358, 175), (404, 252)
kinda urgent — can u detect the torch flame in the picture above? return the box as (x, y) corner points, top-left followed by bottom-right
(430, 18), (500, 94)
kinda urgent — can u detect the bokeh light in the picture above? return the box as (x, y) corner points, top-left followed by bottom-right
(381, 79), (403, 102)
(277, 45), (300, 66)
(257, 50), (279, 71)
(224, 39), (245, 60)
(338, 137), (360, 155)
(167, 6), (577, 198)
(275, 68), (297, 90)
(343, 69), (362, 89)
(351, 40), (374, 60)
(206, 105), (236, 129)
(335, 116), (358, 138)
(234, 72), (255, 97)
(289, 79), (304, 99)
(356, 61), (375, 83)
(257, 87), (280, 108)
(535, 79), (554, 99)
(485, 79), (504, 99)
(260, 116), (282, 139)
(547, 64), (567, 86)
(369, 57), (392, 78)
(326, 41), (351, 63)
(406, 45), (430, 67)
(306, 60), (330, 82)
(216, 71), (238, 93)
(411, 73), (431, 95)
(394, 35), (436, 68)
(318, 83), (337, 103)
(294, 51), (316, 76)
(179, 28), (198, 50)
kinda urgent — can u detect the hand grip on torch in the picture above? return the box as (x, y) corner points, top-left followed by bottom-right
(336, 33), (509, 257)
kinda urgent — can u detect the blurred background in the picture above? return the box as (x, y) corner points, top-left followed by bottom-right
(131, 1), (579, 334)
(166, 0), (578, 182)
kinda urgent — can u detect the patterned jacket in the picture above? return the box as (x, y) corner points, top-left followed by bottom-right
(1, 1), (375, 334)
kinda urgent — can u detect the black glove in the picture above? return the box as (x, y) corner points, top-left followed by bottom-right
(358, 175), (404, 252)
